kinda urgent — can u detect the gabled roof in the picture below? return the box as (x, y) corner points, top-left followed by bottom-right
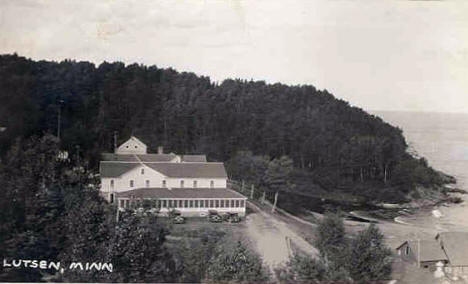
(101, 153), (178, 162)
(436, 232), (468, 266)
(145, 163), (227, 178)
(100, 162), (140, 178)
(100, 162), (227, 178)
(102, 153), (139, 162)
(138, 154), (178, 162)
(127, 136), (146, 147)
(182, 155), (207, 162)
(398, 240), (448, 262)
(116, 187), (246, 199)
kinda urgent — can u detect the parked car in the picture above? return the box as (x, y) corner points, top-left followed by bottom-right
(225, 212), (241, 223)
(169, 209), (185, 224)
(208, 210), (223, 223)
(173, 215), (185, 224)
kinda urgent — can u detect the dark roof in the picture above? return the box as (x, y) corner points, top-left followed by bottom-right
(403, 240), (448, 262)
(436, 232), (468, 266)
(100, 162), (140, 178)
(145, 163), (227, 178)
(100, 162), (227, 178)
(116, 187), (247, 199)
(137, 154), (177, 162)
(101, 153), (177, 162)
(182, 155), (207, 162)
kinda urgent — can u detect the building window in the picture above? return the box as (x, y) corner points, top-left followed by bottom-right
(405, 246), (410, 255)
(178, 200), (182, 208)
(210, 180), (214, 188)
(215, 200), (219, 208)
(205, 200), (209, 208)
(125, 200), (130, 208)
(184, 200), (188, 207)
(195, 200), (199, 208)
(240, 200), (245, 208)
(210, 200), (214, 208)
(168, 200), (173, 208)
(141, 168), (145, 175)
(130, 180), (134, 187)
(231, 200), (235, 207)
(193, 180), (197, 188)
(119, 199), (124, 208)
(162, 200), (167, 208)
(146, 180), (150, 187)
(180, 180), (184, 188)
(189, 200), (194, 208)
(236, 200), (240, 207)
(220, 200), (224, 207)
(226, 200), (230, 208)
(162, 180), (166, 187)
(110, 193), (114, 203)
(200, 200), (204, 208)
(110, 179), (114, 189)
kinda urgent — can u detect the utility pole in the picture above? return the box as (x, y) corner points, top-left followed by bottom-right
(418, 238), (421, 268)
(113, 131), (118, 153)
(57, 100), (64, 139)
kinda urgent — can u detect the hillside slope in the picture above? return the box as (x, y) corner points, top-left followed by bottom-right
(0, 54), (451, 203)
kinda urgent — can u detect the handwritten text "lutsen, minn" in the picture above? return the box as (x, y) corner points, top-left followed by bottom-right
(3, 259), (113, 272)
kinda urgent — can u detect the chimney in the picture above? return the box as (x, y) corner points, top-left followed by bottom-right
(157, 146), (164, 154)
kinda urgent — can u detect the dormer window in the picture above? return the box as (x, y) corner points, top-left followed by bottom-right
(180, 180), (184, 188)
(210, 180), (214, 188)
(130, 180), (134, 187)
(141, 168), (145, 175)
(146, 180), (150, 187)
(193, 180), (197, 188)
(162, 180), (166, 187)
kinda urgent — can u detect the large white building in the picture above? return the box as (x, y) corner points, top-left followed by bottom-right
(99, 136), (247, 216)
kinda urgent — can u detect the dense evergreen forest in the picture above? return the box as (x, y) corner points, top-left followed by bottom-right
(0, 54), (449, 202)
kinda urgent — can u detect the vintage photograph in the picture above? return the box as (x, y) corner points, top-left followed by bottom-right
(0, 0), (467, 283)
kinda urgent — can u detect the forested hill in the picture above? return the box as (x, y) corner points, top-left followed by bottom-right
(0, 54), (448, 202)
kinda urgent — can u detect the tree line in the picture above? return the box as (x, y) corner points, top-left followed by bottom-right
(0, 54), (448, 203)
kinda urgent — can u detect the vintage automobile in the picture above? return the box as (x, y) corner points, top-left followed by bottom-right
(169, 209), (185, 224)
(224, 212), (241, 223)
(208, 210), (223, 223)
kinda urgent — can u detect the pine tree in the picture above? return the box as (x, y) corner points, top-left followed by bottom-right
(346, 224), (392, 282)
(205, 241), (270, 283)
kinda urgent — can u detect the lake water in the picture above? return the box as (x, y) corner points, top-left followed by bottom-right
(372, 111), (468, 232)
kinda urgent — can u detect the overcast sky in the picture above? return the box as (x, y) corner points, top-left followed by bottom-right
(0, 0), (467, 113)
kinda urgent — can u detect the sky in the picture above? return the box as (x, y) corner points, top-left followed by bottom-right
(0, 0), (467, 113)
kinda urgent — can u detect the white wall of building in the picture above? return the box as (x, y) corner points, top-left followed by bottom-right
(117, 197), (246, 217)
(115, 137), (147, 154)
(100, 165), (227, 201)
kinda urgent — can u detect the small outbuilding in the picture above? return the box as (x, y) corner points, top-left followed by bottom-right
(397, 231), (468, 278)
(396, 239), (448, 269)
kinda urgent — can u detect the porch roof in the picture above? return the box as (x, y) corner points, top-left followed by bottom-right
(116, 187), (247, 199)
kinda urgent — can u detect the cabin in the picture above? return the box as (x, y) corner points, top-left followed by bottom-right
(99, 136), (247, 217)
(397, 232), (468, 278)
(435, 232), (468, 277)
(396, 240), (448, 269)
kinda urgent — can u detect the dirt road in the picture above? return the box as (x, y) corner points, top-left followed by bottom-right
(244, 202), (319, 268)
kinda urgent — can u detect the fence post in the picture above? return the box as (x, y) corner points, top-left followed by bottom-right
(250, 184), (254, 199)
(272, 191), (279, 213)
